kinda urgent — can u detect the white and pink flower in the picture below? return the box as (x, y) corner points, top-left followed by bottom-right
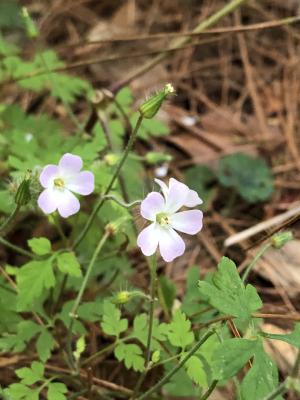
(38, 153), (94, 218)
(137, 178), (203, 262)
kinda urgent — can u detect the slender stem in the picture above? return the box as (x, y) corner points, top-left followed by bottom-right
(0, 205), (20, 235)
(136, 330), (214, 400)
(200, 380), (218, 400)
(0, 236), (35, 258)
(291, 350), (300, 377)
(67, 231), (110, 367)
(52, 213), (68, 247)
(102, 195), (141, 209)
(82, 336), (130, 366)
(263, 382), (287, 400)
(242, 242), (271, 282)
(73, 115), (143, 249)
(131, 255), (158, 398)
(110, 0), (248, 93)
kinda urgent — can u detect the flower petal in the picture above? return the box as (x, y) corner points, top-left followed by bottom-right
(39, 165), (59, 188)
(137, 223), (159, 256)
(56, 189), (80, 218)
(154, 178), (169, 199)
(59, 153), (83, 175)
(38, 188), (58, 214)
(171, 210), (203, 234)
(66, 171), (95, 195)
(165, 179), (189, 213)
(185, 189), (203, 207)
(140, 192), (165, 221)
(158, 227), (185, 262)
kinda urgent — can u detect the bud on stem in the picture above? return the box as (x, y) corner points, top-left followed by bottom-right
(139, 83), (175, 119)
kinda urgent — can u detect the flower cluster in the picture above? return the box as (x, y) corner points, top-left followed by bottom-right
(37, 154), (203, 263)
(137, 178), (203, 262)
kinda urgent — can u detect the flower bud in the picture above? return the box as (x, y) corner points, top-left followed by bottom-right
(139, 83), (175, 119)
(15, 172), (31, 206)
(105, 216), (130, 236)
(21, 7), (39, 38)
(104, 153), (120, 166)
(145, 152), (172, 165)
(271, 231), (293, 249)
(151, 350), (160, 364)
(112, 290), (147, 305)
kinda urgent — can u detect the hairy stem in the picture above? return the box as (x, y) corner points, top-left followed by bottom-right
(73, 115), (143, 249)
(67, 231), (110, 368)
(131, 256), (158, 398)
(0, 205), (20, 236)
(0, 236), (35, 258)
(242, 242), (271, 282)
(263, 382), (287, 400)
(137, 330), (214, 400)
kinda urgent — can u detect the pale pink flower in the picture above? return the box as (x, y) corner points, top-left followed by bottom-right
(38, 153), (94, 218)
(137, 178), (203, 262)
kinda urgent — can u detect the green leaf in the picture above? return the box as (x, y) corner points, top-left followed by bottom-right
(56, 252), (82, 278)
(218, 153), (273, 203)
(47, 382), (68, 400)
(36, 328), (55, 362)
(163, 365), (201, 397)
(5, 383), (32, 399)
(133, 314), (168, 350)
(0, 320), (41, 353)
(262, 323), (300, 348)
(101, 302), (128, 337)
(16, 259), (55, 310)
(213, 338), (258, 380)
(28, 237), (51, 255)
(16, 361), (44, 385)
(198, 257), (262, 319)
(185, 355), (208, 387)
(114, 343), (144, 372)
(167, 310), (194, 349)
(241, 348), (281, 400)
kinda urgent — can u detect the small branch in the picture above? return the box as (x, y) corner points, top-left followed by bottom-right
(263, 381), (287, 400)
(73, 115), (143, 249)
(0, 205), (20, 236)
(136, 330), (214, 400)
(67, 232), (110, 368)
(200, 380), (218, 400)
(0, 236), (35, 258)
(242, 242), (271, 282)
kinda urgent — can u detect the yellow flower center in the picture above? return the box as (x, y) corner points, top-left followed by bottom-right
(156, 212), (170, 226)
(54, 178), (65, 188)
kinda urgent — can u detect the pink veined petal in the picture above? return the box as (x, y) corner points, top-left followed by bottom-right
(38, 188), (58, 214)
(56, 189), (80, 218)
(158, 226), (185, 262)
(185, 189), (203, 207)
(39, 165), (59, 188)
(165, 179), (189, 214)
(137, 223), (159, 256)
(58, 153), (83, 175)
(171, 210), (203, 235)
(154, 178), (169, 199)
(140, 192), (165, 221)
(65, 171), (95, 195)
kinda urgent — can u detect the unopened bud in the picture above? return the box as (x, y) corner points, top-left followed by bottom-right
(151, 350), (160, 363)
(21, 7), (39, 38)
(15, 172), (31, 206)
(105, 216), (130, 236)
(104, 153), (120, 166)
(139, 83), (175, 119)
(145, 152), (172, 165)
(271, 231), (293, 249)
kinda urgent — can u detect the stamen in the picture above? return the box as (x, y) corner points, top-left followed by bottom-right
(54, 178), (65, 188)
(156, 212), (170, 226)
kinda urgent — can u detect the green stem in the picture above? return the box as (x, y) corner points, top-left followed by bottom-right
(102, 195), (141, 209)
(0, 205), (20, 235)
(67, 231), (110, 368)
(131, 255), (157, 398)
(110, 0), (248, 93)
(263, 382), (287, 400)
(291, 350), (300, 377)
(73, 115), (143, 249)
(242, 242), (271, 282)
(136, 330), (214, 400)
(82, 336), (131, 366)
(0, 236), (35, 258)
(200, 380), (218, 400)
